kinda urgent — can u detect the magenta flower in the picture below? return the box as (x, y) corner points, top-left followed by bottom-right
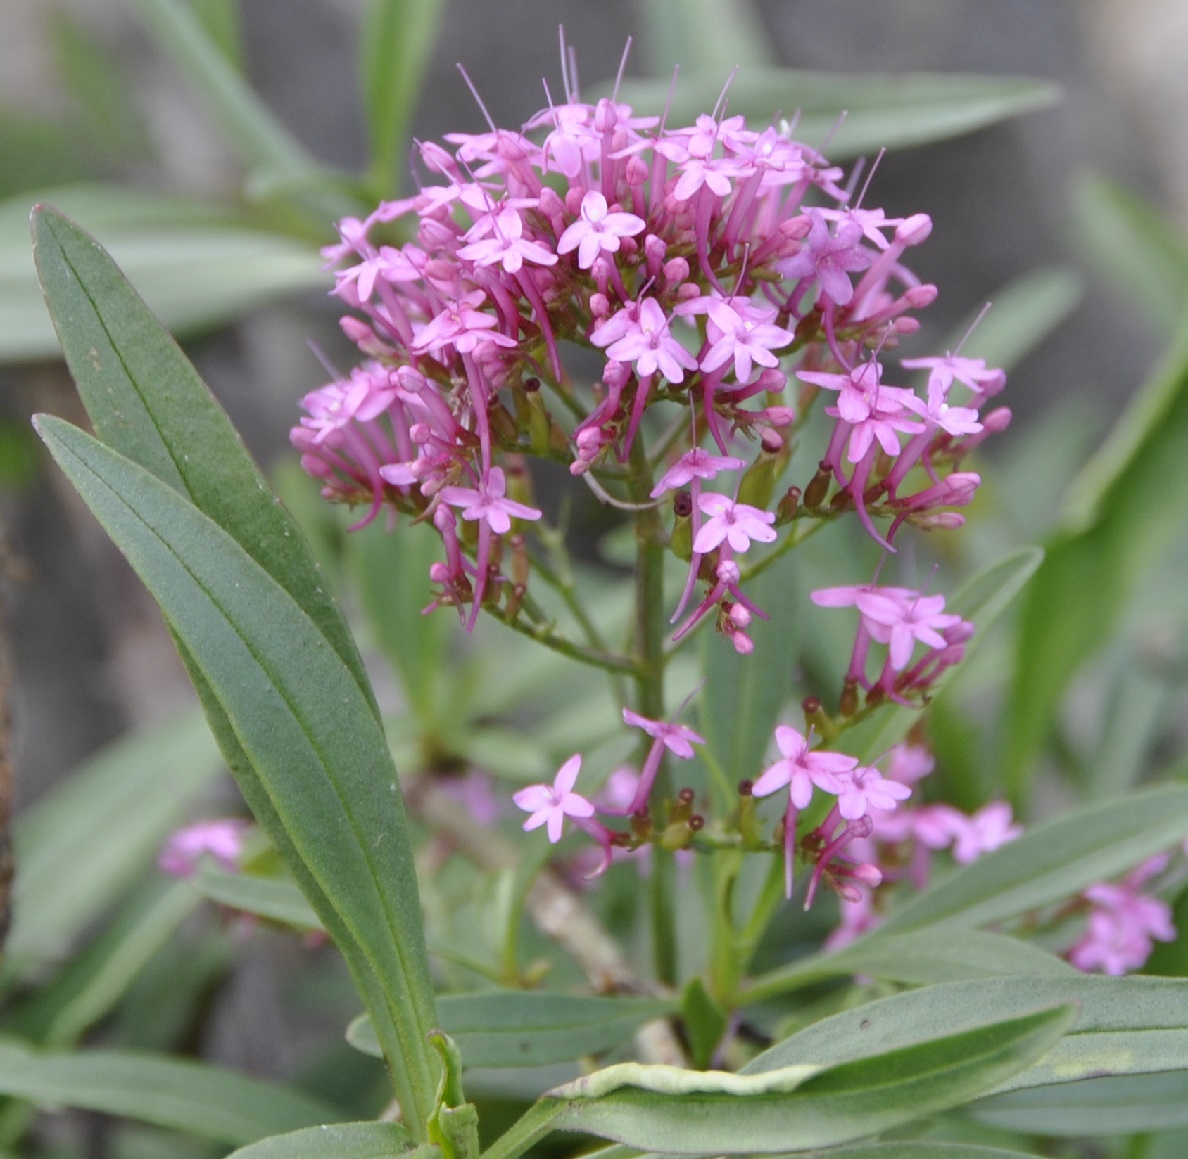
(513, 755), (596, 843)
(439, 467), (542, 534)
(557, 191), (645, 269)
(622, 707), (705, 759)
(650, 448), (746, 497)
(692, 494), (777, 554)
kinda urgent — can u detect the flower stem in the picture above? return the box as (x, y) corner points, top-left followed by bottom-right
(626, 436), (679, 987)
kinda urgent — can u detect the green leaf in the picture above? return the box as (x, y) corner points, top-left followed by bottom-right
(189, 0), (244, 71)
(361, 0), (444, 198)
(745, 929), (1074, 1004)
(5, 878), (199, 1047)
(126, 0), (349, 222)
(611, 70), (1060, 159)
(1074, 173), (1188, 336)
(0, 1038), (343, 1146)
(1004, 315), (1188, 798)
(948, 266), (1083, 373)
(699, 551), (800, 806)
(752, 974), (1188, 1096)
(636, 0), (775, 73)
(876, 782), (1188, 935)
(512, 1006), (1075, 1155)
(969, 1071), (1188, 1136)
(348, 992), (676, 1069)
(34, 417), (440, 1134)
(4, 710), (221, 976)
(805, 1146), (1043, 1159)
(226, 1123), (422, 1159)
(191, 866), (323, 931)
(30, 204), (371, 712)
(839, 546), (1043, 764)
(0, 187), (326, 363)
(348, 518), (449, 726)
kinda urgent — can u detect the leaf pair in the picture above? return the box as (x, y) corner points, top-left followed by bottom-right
(31, 206), (440, 1135)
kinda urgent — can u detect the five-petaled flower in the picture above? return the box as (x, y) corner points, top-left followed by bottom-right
(513, 755), (595, 843)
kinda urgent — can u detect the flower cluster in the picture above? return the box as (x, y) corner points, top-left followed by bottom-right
(293, 74), (1007, 645)
(513, 709), (918, 902)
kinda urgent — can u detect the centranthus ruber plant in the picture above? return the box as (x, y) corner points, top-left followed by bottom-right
(28, 26), (1188, 1159)
(295, 55), (1007, 918)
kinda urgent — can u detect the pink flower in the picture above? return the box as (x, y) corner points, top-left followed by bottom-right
(854, 590), (965, 671)
(439, 467), (542, 534)
(458, 207), (558, 273)
(692, 295), (795, 383)
(650, 448), (745, 497)
(557, 191), (645, 269)
(593, 298), (699, 384)
(159, 819), (250, 878)
(752, 726), (856, 809)
(949, 801), (1022, 864)
(692, 494), (777, 554)
(513, 755), (595, 843)
(622, 708), (705, 759)
(834, 766), (912, 821)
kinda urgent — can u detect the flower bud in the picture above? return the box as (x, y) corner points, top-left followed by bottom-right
(896, 213), (932, 245)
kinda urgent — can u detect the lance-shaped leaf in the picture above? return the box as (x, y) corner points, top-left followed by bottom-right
(348, 992), (677, 1070)
(806, 1147), (1043, 1159)
(0, 1038), (343, 1147)
(5, 709), (221, 977)
(751, 975), (1188, 1096)
(744, 928), (1074, 1005)
(192, 866), (323, 932)
(483, 1006), (1074, 1157)
(1004, 315), (1188, 800)
(226, 1123), (424, 1159)
(611, 70), (1060, 159)
(968, 1070), (1188, 1136)
(875, 782), (1188, 936)
(30, 205), (372, 715)
(361, 0), (444, 198)
(34, 417), (440, 1135)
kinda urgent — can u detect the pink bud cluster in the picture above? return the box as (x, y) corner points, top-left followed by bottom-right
(292, 72), (1007, 642)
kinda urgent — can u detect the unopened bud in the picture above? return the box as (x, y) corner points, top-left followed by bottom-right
(905, 284), (938, 309)
(776, 486), (801, 524)
(804, 463), (832, 508)
(896, 213), (932, 245)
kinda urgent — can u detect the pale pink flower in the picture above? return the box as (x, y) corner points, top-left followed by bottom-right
(622, 708), (705, 759)
(159, 819), (250, 878)
(834, 766), (912, 821)
(752, 726), (856, 809)
(949, 801), (1022, 864)
(650, 448), (746, 497)
(692, 494), (777, 554)
(513, 755), (595, 843)
(855, 590), (965, 671)
(594, 298), (699, 384)
(458, 207), (558, 273)
(557, 191), (645, 269)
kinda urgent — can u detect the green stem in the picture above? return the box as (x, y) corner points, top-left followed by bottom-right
(488, 604), (640, 675)
(625, 437), (678, 987)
